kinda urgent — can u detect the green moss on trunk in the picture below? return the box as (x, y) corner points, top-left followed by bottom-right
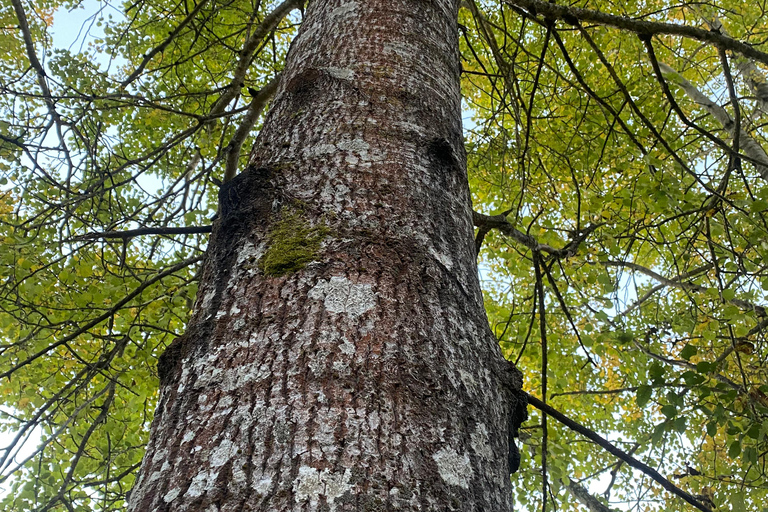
(259, 210), (329, 277)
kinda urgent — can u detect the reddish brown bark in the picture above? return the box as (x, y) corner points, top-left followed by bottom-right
(128, 0), (526, 510)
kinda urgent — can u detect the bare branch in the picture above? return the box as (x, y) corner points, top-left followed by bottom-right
(655, 62), (768, 181)
(603, 260), (766, 317)
(73, 225), (213, 240)
(473, 210), (601, 258)
(207, 0), (304, 119)
(567, 480), (619, 512)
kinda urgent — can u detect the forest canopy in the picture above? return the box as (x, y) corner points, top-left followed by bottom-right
(1, 0), (768, 510)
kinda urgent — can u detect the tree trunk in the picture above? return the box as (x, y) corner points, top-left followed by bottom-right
(127, 0), (526, 510)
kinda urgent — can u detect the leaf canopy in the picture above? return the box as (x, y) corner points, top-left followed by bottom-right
(1, 0), (768, 510)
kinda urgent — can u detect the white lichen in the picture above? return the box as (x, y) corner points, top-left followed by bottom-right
(293, 466), (352, 509)
(234, 240), (262, 267)
(308, 276), (376, 318)
(429, 247), (454, 270)
(151, 448), (167, 465)
(337, 138), (369, 153)
(185, 469), (219, 499)
(458, 369), (477, 390)
(324, 67), (355, 80)
(305, 143), (337, 158)
(163, 487), (181, 503)
(339, 337), (355, 356)
(177, 365), (190, 394)
(210, 439), (237, 467)
(253, 475), (273, 496)
(471, 423), (493, 460)
(432, 447), (472, 489)
(330, 1), (358, 19)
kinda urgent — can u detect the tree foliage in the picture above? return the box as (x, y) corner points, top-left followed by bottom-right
(1, 0), (767, 510)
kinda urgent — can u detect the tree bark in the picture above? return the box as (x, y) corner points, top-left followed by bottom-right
(127, 0), (526, 510)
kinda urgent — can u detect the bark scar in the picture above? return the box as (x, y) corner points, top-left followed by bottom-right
(505, 360), (528, 474)
(428, 137), (459, 170)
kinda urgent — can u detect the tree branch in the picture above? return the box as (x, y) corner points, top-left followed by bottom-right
(567, 480), (619, 512)
(603, 260), (766, 317)
(693, 10), (768, 113)
(121, 0), (211, 86)
(223, 76), (280, 182)
(472, 210), (601, 258)
(505, 0), (768, 66)
(654, 61), (768, 181)
(74, 225), (213, 240)
(0, 255), (204, 381)
(526, 393), (714, 512)
(207, 0), (303, 119)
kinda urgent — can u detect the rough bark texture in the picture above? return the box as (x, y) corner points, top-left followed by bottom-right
(128, 0), (526, 510)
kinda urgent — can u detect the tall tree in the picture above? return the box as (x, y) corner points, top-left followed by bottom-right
(125, 0), (528, 508)
(2, 0), (768, 511)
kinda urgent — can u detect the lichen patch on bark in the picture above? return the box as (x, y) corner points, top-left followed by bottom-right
(471, 423), (494, 460)
(432, 447), (473, 489)
(293, 466), (352, 509)
(185, 469), (219, 499)
(162, 487), (181, 503)
(308, 275), (376, 317)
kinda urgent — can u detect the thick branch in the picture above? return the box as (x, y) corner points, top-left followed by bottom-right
(472, 211), (601, 258)
(505, 0), (768, 66)
(567, 480), (619, 512)
(694, 12), (768, 113)
(11, 0), (74, 175)
(223, 76), (280, 182)
(603, 260), (766, 317)
(207, 0), (303, 119)
(74, 225), (212, 240)
(527, 393), (714, 512)
(656, 62), (768, 181)
(617, 264), (713, 317)
(10, 0), (55, 111)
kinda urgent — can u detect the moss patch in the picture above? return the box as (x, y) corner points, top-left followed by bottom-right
(259, 210), (329, 277)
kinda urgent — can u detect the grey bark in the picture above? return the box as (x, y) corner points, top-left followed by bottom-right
(127, 1), (526, 511)
(657, 62), (768, 181)
(567, 481), (618, 512)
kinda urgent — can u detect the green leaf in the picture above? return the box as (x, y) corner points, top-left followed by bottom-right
(681, 371), (705, 386)
(648, 362), (666, 383)
(636, 385), (653, 407)
(731, 493), (746, 512)
(651, 422), (668, 445)
(728, 440), (742, 459)
(750, 199), (768, 213)
(679, 344), (697, 360)
(661, 405), (677, 419)
(673, 416), (687, 433)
